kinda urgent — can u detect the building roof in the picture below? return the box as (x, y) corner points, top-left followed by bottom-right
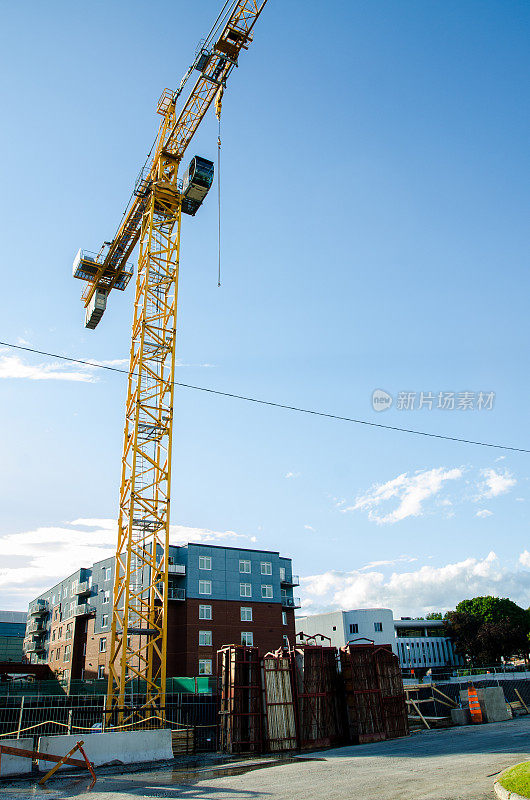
(0, 610), (27, 624)
(394, 619), (444, 629)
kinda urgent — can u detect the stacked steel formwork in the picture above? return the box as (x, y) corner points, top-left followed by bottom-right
(218, 645), (262, 753)
(340, 641), (408, 743)
(262, 649), (298, 751)
(290, 643), (346, 749)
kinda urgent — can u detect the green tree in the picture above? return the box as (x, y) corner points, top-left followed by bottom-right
(445, 596), (530, 665)
(426, 612), (442, 620)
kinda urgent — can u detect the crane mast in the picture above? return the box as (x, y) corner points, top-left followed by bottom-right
(72, 0), (268, 725)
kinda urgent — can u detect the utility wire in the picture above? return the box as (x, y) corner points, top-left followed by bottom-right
(0, 340), (527, 454)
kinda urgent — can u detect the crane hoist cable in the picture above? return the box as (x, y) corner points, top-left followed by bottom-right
(215, 86), (224, 287)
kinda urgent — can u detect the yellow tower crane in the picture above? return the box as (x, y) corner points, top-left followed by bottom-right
(72, 0), (268, 725)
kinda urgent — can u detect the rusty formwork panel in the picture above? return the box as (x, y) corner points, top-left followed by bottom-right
(290, 643), (346, 750)
(217, 645), (262, 754)
(340, 640), (409, 744)
(262, 649), (298, 751)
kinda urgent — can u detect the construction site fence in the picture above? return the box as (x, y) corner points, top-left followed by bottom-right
(0, 675), (216, 697)
(0, 692), (219, 752)
(406, 677), (530, 718)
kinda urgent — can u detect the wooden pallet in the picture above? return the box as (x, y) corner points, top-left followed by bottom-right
(171, 728), (194, 756)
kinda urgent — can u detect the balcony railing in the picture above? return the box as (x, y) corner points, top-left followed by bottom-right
(27, 621), (44, 634)
(29, 600), (47, 616)
(168, 564), (186, 575)
(25, 641), (45, 653)
(281, 574), (300, 587)
(168, 588), (185, 601)
(281, 596), (301, 608)
(76, 581), (91, 596)
(74, 603), (96, 616)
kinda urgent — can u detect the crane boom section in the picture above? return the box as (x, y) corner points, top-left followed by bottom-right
(83, 0), (266, 310)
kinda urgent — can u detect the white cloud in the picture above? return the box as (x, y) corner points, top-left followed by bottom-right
(348, 467), (463, 524)
(359, 556), (417, 571)
(304, 525), (315, 532)
(285, 472), (300, 479)
(300, 551), (530, 617)
(0, 353), (98, 383)
(476, 509), (493, 518)
(0, 518), (257, 610)
(477, 468), (516, 499)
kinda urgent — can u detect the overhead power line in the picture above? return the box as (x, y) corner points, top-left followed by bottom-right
(0, 339), (527, 454)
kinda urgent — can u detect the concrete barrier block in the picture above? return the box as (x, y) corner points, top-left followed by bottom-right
(451, 707), (471, 725)
(37, 729), (173, 770)
(0, 739), (35, 777)
(459, 687), (511, 723)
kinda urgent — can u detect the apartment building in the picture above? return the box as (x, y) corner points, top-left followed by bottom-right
(23, 543), (299, 683)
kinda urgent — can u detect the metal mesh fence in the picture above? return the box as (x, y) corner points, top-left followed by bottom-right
(0, 693), (219, 751)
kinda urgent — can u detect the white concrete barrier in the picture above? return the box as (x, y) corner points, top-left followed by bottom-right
(37, 729), (173, 770)
(0, 739), (34, 777)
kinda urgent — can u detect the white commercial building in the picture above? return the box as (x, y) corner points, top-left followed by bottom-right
(394, 619), (461, 670)
(295, 608), (397, 654)
(296, 610), (462, 671)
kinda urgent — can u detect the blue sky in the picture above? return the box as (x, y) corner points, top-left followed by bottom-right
(0, 1), (529, 615)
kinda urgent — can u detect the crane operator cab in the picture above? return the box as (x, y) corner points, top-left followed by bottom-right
(181, 156), (214, 216)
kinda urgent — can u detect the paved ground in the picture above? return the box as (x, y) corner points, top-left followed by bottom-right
(2, 716), (530, 800)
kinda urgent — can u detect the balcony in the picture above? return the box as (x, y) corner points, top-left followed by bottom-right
(168, 588), (185, 601)
(29, 600), (47, 616)
(281, 596), (301, 609)
(74, 603), (96, 617)
(26, 641), (45, 653)
(168, 564), (186, 576)
(281, 574), (300, 587)
(75, 581), (91, 596)
(27, 621), (44, 634)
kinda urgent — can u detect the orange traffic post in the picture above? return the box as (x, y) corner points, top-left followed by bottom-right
(468, 685), (483, 724)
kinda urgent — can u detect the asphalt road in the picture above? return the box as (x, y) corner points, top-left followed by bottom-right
(2, 716), (530, 800)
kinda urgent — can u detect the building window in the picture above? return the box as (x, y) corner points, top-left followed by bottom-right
(69, 602), (75, 615)
(349, 623), (359, 634)
(374, 622), (383, 632)
(97, 665), (105, 679)
(102, 614), (109, 627)
(241, 631), (254, 646)
(240, 607), (253, 622)
(52, 594), (56, 605)
(240, 583), (252, 597)
(261, 585), (273, 599)
(199, 580), (212, 595)
(198, 659), (212, 675)
(99, 638), (107, 653)
(58, 627), (63, 638)
(261, 561), (272, 575)
(199, 630), (212, 646)
(283, 635), (289, 648)
(52, 630), (56, 642)
(282, 611), (287, 626)
(66, 623), (73, 640)
(239, 559), (251, 573)
(332, 626), (336, 631)
(62, 669), (70, 680)
(279, 567), (286, 582)
(82, 642), (86, 657)
(105, 567), (111, 581)
(199, 556), (212, 570)
(64, 645), (71, 662)
(103, 591), (110, 604)
(199, 605), (212, 620)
